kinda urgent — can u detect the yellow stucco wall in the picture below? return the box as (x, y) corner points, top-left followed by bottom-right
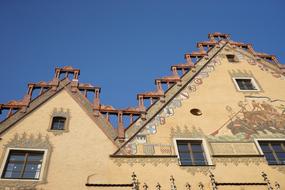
(148, 47), (285, 143)
(0, 90), (119, 189)
(0, 44), (284, 190)
(112, 45), (285, 189)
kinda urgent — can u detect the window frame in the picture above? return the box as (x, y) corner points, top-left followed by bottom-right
(173, 138), (212, 166)
(226, 54), (239, 63)
(254, 139), (285, 165)
(0, 148), (48, 181)
(48, 108), (70, 135)
(51, 116), (66, 130)
(232, 77), (260, 92)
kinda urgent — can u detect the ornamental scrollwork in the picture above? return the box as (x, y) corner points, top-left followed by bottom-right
(212, 157), (266, 166)
(180, 165), (215, 176)
(111, 157), (178, 167)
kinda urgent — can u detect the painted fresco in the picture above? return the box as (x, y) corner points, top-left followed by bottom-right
(119, 53), (285, 155)
(212, 96), (285, 138)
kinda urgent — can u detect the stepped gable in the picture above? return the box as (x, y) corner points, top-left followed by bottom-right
(0, 33), (284, 147)
(0, 66), (117, 145)
(111, 32), (285, 155)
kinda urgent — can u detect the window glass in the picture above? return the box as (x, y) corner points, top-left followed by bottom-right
(272, 144), (283, 152)
(9, 154), (25, 161)
(179, 153), (192, 160)
(177, 144), (189, 152)
(226, 54), (237, 62)
(234, 78), (259, 91)
(177, 140), (207, 166)
(193, 152), (205, 160)
(191, 144), (203, 152)
(2, 150), (44, 180)
(28, 154), (43, 162)
(51, 117), (66, 130)
(235, 79), (256, 90)
(259, 141), (285, 165)
(259, 143), (271, 152)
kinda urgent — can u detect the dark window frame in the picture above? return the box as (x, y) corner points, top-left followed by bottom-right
(226, 54), (238, 62)
(233, 77), (259, 91)
(258, 141), (285, 165)
(235, 79), (256, 90)
(51, 116), (66, 130)
(1, 150), (44, 180)
(176, 140), (208, 166)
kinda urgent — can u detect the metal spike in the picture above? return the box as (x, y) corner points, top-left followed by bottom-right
(156, 183), (161, 190)
(131, 172), (138, 190)
(198, 182), (204, 190)
(185, 183), (191, 190)
(131, 172), (137, 182)
(170, 175), (177, 190)
(143, 183), (148, 190)
(275, 181), (280, 190)
(209, 171), (217, 190)
(261, 172), (273, 190)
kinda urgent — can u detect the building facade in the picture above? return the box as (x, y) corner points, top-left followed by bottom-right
(0, 33), (285, 190)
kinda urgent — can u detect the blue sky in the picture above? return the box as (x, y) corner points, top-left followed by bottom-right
(0, 0), (284, 118)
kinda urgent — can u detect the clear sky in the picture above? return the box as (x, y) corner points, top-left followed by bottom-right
(0, 0), (284, 118)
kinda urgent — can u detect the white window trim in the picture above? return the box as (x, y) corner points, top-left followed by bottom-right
(0, 148), (48, 181)
(173, 138), (213, 166)
(254, 138), (285, 156)
(232, 77), (260, 92)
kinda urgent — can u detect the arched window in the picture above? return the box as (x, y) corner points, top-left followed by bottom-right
(51, 117), (66, 130)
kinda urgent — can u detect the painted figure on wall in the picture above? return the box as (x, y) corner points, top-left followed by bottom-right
(212, 97), (285, 138)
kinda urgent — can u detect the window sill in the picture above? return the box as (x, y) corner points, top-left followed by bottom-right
(179, 164), (215, 167)
(212, 155), (264, 158)
(268, 164), (285, 166)
(237, 89), (259, 92)
(0, 178), (41, 189)
(47, 129), (68, 136)
(0, 178), (40, 182)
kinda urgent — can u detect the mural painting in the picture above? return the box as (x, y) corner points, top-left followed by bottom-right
(212, 96), (285, 139)
(120, 55), (285, 156)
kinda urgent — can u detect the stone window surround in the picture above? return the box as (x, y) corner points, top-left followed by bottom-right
(0, 133), (52, 189)
(0, 147), (48, 182)
(48, 108), (71, 135)
(232, 77), (261, 92)
(173, 138), (213, 166)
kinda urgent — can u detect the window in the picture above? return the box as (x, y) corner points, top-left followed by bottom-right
(2, 150), (44, 180)
(233, 77), (259, 91)
(176, 140), (208, 166)
(258, 141), (285, 165)
(51, 117), (66, 130)
(226, 54), (238, 62)
(236, 79), (256, 90)
(48, 109), (70, 134)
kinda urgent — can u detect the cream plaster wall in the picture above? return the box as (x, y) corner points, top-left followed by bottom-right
(112, 47), (285, 189)
(0, 90), (119, 190)
(151, 52), (285, 141)
(0, 46), (285, 189)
